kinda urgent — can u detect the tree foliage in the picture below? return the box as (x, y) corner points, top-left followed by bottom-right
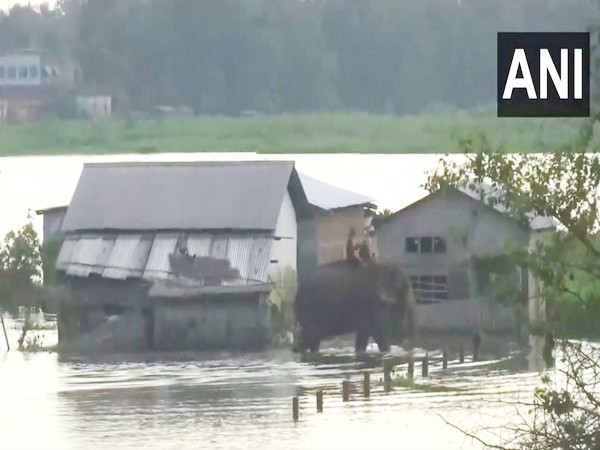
(427, 134), (600, 448)
(0, 217), (43, 313)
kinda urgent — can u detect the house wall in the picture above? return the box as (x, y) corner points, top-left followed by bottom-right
(60, 278), (271, 351)
(377, 189), (529, 333)
(0, 54), (41, 87)
(153, 294), (270, 350)
(42, 209), (67, 243)
(315, 206), (370, 265)
(269, 192), (297, 309)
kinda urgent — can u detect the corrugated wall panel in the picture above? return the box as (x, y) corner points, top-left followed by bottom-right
(66, 236), (103, 277)
(131, 236), (154, 277)
(103, 234), (142, 279)
(90, 237), (116, 275)
(143, 234), (178, 280)
(210, 236), (229, 260)
(249, 236), (274, 283)
(227, 237), (253, 281)
(186, 234), (212, 257)
(56, 236), (77, 270)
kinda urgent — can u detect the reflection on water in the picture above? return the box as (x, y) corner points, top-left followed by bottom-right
(0, 315), (550, 450)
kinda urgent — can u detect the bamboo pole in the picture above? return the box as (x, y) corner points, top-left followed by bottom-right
(1, 313), (9, 351)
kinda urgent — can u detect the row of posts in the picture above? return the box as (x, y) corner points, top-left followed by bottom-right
(293, 339), (481, 421)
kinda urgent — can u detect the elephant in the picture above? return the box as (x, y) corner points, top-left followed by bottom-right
(293, 260), (417, 353)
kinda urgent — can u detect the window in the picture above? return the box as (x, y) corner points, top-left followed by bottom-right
(18, 65), (28, 79)
(29, 65), (39, 78)
(433, 237), (447, 253)
(405, 237), (419, 253)
(7, 66), (16, 79)
(420, 237), (433, 253)
(410, 275), (448, 304)
(406, 236), (447, 254)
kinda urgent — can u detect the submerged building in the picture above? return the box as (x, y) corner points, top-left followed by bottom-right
(298, 174), (376, 265)
(55, 161), (314, 351)
(376, 185), (555, 334)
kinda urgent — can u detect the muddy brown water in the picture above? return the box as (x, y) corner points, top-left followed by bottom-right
(0, 315), (552, 450)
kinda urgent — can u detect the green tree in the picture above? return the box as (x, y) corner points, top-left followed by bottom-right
(427, 137), (600, 449)
(0, 217), (43, 313)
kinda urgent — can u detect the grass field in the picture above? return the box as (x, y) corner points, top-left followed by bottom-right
(0, 110), (587, 156)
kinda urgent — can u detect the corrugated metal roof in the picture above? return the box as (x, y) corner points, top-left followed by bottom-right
(56, 236), (76, 270)
(57, 230), (276, 292)
(62, 161), (297, 232)
(90, 237), (115, 275)
(65, 236), (103, 277)
(458, 183), (558, 230)
(298, 173), (374, 211)
(143, 234), (178, 281)
(103, 234), (148, 280)
(385, 184), (558, 231)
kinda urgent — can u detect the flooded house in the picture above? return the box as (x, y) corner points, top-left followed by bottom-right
(376, 185), (555, 334)
(54, 161), (314, 351)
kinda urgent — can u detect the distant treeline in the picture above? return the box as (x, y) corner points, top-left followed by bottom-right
(0, 0), (597, 115)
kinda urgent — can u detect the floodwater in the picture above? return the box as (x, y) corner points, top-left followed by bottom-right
(0, 314), (553, 450)
(0, 152), (554, 449)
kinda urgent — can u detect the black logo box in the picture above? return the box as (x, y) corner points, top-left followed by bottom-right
(497, 32), (590, 118)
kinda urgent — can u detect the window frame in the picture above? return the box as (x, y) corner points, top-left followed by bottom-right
(410, 274), (449, 304)
(18, 65), (28, 79)
(29, 64), (39, 79)
(406, 236), (447, 254)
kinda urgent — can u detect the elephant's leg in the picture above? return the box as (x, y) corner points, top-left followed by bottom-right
(375, 333), (390, 353)
(308, 337), (321, 353)
(355, 331), (369, 353)
(303, 323), (321, 353)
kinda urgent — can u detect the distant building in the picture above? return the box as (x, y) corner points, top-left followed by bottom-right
(76, 95), (112, 121)
(35, 206), (68, 244)
(0, 49), (79, 123)
(299, 174), (376, 265)
(55, 161), (313, 351)
(376, 185), (555, 334)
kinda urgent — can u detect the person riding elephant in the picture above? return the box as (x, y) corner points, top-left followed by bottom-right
(346, 228), (362, 267)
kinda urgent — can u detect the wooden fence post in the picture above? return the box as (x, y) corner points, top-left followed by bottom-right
(473, 331), (481, 362)
(407, 359), (414, 378)
(342, 380), (350, 402)
(442, 349), (448, 369)
(316, 390), (323, 412)
(363, 371), (371, 398)
(384, 361), (393, 392)
(459, 343), (465, 363)
(422, 353), (429, 377)
(293, 396), (299, 421)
